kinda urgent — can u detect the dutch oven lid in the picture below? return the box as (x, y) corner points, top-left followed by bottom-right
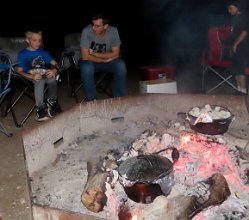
(118, 154), (173, 183)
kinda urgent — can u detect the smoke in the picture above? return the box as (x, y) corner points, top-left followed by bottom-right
(141, 0), (231, 65)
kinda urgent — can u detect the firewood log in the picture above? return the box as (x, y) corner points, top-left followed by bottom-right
(139, 173), (230, 220)
(81, 158), (110, 213)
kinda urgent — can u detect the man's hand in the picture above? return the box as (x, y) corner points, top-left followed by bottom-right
(89, 49), (94, 55)
(104, 56), (119, 63)
(232, 43), (238, 53)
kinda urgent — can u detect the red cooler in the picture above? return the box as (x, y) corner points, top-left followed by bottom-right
(140, 65), (176, 80)
(245, 67), (249, 75)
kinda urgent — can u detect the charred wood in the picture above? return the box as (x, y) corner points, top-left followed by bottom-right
(139, 173), (230, 220)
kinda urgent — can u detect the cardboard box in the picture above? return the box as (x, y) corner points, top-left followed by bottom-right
(139, 79), (177, 94)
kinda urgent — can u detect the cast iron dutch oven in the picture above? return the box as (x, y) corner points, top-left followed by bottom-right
(118, 149), (179, 204)
(178, 105), (234, 135)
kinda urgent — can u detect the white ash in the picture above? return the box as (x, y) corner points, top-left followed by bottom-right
(30, 116), (176, 219)
(29, 117), (249, 220)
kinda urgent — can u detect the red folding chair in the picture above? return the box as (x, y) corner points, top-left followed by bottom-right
(201, 25), (238, 94)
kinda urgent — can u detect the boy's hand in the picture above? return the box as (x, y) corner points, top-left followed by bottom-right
(29, 69), (46, 80)
(33, 73), (43, 81)
(45, 69), (57, 78)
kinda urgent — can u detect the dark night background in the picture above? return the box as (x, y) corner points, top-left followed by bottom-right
(1, 0), (249, 67)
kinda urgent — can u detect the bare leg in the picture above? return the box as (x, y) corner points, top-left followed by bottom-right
(235, 76), (240, 89)
(238, 75), (247, 88)
(235, 75), (247, 93)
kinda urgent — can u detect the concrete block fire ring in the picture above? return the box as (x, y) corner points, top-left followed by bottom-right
(22, 94), (249, 220)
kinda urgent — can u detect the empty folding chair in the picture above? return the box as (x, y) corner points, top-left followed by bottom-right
(202, 25), (238, 94)
(60, 49), (79, 97)
(0, 52), (14, 136)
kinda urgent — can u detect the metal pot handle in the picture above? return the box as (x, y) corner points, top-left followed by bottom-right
(177, 112), (196, 125)
(137, 155), (153, 167)
(177, 112), (187, 118)
(154, 147), (179, 163)
(171, 147), (179, 163)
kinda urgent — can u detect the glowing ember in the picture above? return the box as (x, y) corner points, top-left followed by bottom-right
(173, 131), (249, 193)
(125, 130), (249, 219)
(132, 214), (138, 220)
(91, 130), (249, 219)
(180, 133), (191, 145)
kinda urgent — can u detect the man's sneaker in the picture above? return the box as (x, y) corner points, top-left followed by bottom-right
(36, 107), (49, 122)
(47, 98), (62, 117)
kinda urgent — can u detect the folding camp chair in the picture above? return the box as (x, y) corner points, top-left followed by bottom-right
(0, 52), (15, 136)
(60, 49), (79, 97)
(0, 52), (40, 127)
(0, 37), (38, 127)
(202, 25), (238, 94)
(1, 52), (63, 127)
(0, 35), (65, 127)
(61, 33), (113, 103)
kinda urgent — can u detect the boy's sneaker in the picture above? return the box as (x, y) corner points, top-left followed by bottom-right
(47, 98), (62, 117)
(36, 106), (49, 122)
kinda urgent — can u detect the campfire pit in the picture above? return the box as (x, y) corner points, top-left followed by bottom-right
(21, 94), (249, 220)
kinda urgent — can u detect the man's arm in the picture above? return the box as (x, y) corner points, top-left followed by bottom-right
(81, 46), (120, 63)
(232, 30), (248, 53)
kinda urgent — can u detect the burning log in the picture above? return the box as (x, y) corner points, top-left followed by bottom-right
(138, 173), (230, 220)
(81, 157), (110, 213)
